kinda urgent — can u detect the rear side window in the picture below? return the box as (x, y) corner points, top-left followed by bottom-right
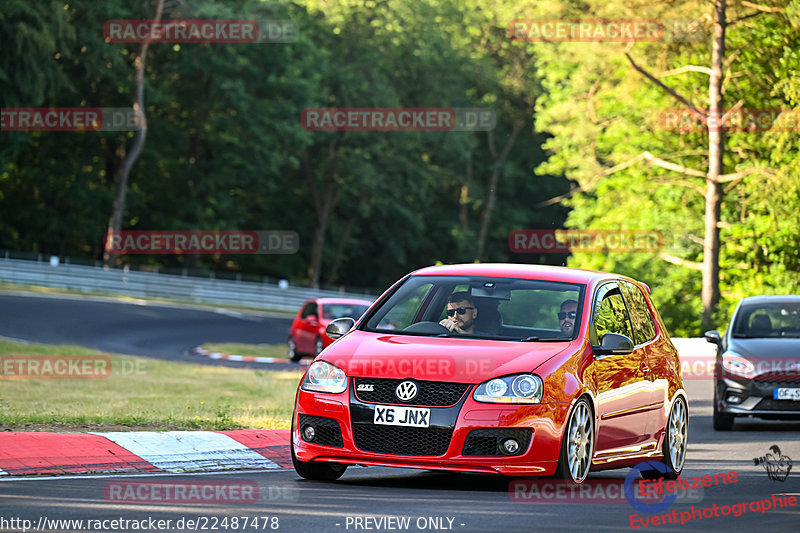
(620, 281), (657, 345)
(302, 303), (317, 318)
(593, 283), (633, 343)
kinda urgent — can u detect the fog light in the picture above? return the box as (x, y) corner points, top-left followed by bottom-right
(502, 439), (520, 454)
(726, 395), (742, 404)
(302, 425), (316, 441)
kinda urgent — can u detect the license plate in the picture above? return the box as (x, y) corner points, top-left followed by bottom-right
(774, 388), (800, 400)
(373, 405), (430, 427)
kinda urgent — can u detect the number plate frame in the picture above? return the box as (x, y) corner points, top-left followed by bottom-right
(373, 405), (431, 427)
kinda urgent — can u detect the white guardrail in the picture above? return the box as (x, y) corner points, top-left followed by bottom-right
(0, 257), (377, 312)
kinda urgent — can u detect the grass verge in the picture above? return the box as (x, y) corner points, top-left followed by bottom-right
(200, 343), (291, 358)
(0, 340), (300, 431)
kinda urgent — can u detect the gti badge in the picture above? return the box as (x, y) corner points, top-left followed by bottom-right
(395, 381), (418, 401)
(357, 383), (374, 392)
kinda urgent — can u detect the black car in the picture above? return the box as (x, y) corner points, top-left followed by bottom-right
(705, 295), (800, 430)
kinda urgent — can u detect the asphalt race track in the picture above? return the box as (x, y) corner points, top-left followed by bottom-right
(1, 293), (799, 531)
(1, 393), (799, 533)
(0, 292), (294, 369)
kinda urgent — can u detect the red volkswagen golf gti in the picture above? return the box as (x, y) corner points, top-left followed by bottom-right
(291, 264), (687, 483)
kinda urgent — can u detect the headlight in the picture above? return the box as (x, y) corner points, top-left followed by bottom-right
(301, 361), (347, 393)
(474, 374), (543, 404)
(722, 352), (754, 377)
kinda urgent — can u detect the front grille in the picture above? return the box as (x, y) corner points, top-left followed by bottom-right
(352, 425), (453, 456)
(462, 428), (532, 456)
(354, 378), (470, 407)
(754, 372), (800, 386)
(298, 414), (344, 447)
(754, 398), (800, 411)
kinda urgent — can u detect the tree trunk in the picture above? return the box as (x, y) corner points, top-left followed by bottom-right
(307, 179), (337, 288)
(328, 214), (356, 283)
(302, 145), (340, 288)
(460, 153), (472, 232)
(702, 0), (726, 329)
(475, 118), (524, 261)
(103, 0), (164, 267)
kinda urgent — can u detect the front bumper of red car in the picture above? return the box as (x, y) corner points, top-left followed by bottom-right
(292, 381), (570, 477)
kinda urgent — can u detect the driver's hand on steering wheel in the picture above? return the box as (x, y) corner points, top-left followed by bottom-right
(439, 318), (465, 334)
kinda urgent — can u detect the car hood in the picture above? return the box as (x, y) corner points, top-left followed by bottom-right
(728, 337), (800, 359)
(318, 331), (575, 382)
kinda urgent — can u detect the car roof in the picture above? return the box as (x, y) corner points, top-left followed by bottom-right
(409, 263), (626, 286)
(738, 295), (800, 305)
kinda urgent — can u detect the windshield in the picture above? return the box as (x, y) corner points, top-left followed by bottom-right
(322, 303), (370, 320)
(732, 302), (800, 338)
(363, 275), (584, 341)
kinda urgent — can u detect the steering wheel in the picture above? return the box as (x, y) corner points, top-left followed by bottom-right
(403, 321), (451, 334)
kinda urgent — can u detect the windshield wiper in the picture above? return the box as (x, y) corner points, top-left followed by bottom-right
(732, 333), (756, 338)
(518, 336), (570, 342)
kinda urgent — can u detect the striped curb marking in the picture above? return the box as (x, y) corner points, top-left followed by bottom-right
(0, 432), (158, 476)
(190, 346), (310, 365)
(0, 430), (292, 476)
(94, 431), (280, 473)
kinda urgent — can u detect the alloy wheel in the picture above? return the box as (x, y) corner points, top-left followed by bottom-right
(566, 400), (593, 482)
(667, 398), (687, 471)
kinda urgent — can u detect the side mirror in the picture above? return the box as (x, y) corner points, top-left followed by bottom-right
(326, 317), (355, 339)
(593, 333), (634, 356)
(704, 330), (722, 345)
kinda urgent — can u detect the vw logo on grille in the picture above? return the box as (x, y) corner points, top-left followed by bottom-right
(395, 381), (418, 401)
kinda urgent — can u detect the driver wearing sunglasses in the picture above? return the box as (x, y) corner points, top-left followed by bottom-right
(439, 292), (482, 335)
(558, 299), (578, 336)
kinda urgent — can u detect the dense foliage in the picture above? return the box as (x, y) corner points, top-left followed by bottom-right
(1, 0), (798, 335)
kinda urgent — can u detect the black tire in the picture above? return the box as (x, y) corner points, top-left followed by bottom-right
(713, 391), (734, 430)
(642, 396), (688, 480)
(290, 426), (347, 481)
(554, 397), (594, 484)
(288, 337), (302, 362)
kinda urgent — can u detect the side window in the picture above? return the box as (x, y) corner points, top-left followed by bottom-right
(620, 281), (657, 345)
(377, 283), (434, 330)
(302, 303), (317, 318)
(593, 283), (633, 343)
